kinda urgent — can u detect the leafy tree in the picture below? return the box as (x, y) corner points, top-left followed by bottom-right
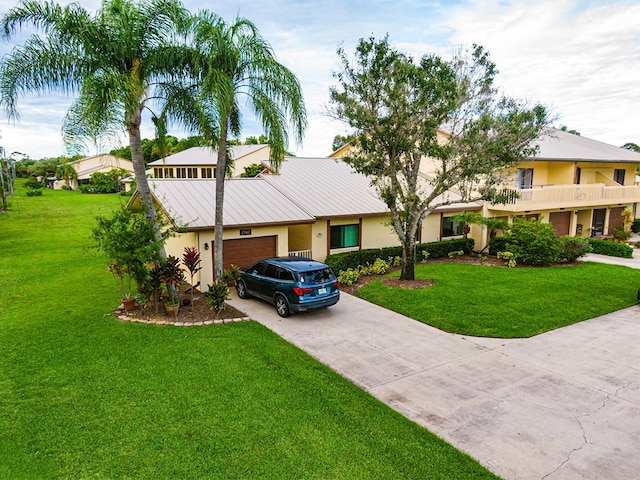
(558, 125), (581, 135)
(191, 13), (307, 280)
(329, 37), (549, 280)
(241, 163), (266, 177)
(621, 142), (640, 152)
(332, 134), (355, 152)
(0, 0), (200, 263)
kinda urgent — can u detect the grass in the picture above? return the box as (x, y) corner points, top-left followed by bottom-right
(357, 262), (640, 338)
(0, 184), (497, 478)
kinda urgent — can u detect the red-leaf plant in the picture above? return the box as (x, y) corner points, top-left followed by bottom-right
(182, 246), (202, 316)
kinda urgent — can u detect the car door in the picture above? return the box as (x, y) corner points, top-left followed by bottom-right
(243, 261), (266, 297)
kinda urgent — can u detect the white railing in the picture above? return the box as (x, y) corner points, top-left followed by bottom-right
(288, 249), (313, 259)
(491, 184), (640, 211)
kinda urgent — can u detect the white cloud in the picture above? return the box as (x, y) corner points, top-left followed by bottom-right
(0, 0), (638, 159)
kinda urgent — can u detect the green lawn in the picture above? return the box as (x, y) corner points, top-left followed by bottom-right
(357, 262), (640, 338)
(0, 184), (497, 478)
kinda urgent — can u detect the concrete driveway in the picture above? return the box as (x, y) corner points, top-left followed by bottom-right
(227, 288), (640, 480)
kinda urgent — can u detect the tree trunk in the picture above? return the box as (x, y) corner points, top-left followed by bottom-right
(400, 233), (416, 281)
(213, 119), (229, 281)
(128, 107), (168, 262)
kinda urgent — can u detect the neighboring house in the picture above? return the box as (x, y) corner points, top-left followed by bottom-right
(147, 144), (270, 180)
(134, 156), (474, 284)
(50, 154), (134, 190)
(483, 129), (640, 242)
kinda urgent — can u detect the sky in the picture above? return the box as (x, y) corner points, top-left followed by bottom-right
(0, 0), (638, 159)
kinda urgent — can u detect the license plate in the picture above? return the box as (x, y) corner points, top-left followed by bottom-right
(317, 287), (327, 295)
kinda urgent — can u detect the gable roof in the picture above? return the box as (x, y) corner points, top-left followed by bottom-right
(148, 144), (269, 167)
(533, 129), (640, 163)
(147, 178), (314, 230)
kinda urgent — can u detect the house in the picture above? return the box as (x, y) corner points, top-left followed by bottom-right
(482, 129), (640, 243)
(147, 144), (270, 180)
(51, 154), (134, 190)
(135, 156), (474, 284)
(131, 129), (640, 285)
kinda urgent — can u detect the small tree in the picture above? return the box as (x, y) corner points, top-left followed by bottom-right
(161, 256), (185, 305)
(329, 38), (549, 280)
(182, 246), (202, 316)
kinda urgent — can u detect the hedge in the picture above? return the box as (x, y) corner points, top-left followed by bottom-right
(488, 236), (507, 256)
(587, 238), (634, 259)
(324, 238), (472, 274)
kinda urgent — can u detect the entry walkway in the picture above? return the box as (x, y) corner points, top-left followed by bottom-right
(228, 289), (640, 479)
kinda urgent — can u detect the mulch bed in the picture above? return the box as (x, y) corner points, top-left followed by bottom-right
(112, 289), (248, 326)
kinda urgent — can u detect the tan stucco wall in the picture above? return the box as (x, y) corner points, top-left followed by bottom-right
(361, 216), (396, 249)
(420, 213), (442, 243)
(288, 224), (312, 252)
(231, 147), (270, 176)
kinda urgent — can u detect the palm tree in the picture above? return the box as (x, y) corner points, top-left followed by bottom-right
(481, 217), (510, 253)
(191, 13), (307, 280)
(0, 0), (199, 257)
(450, 211), (482, 254)
(55, 162), (77, 189)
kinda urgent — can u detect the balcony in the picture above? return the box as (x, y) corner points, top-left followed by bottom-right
(489, 183), (640, 212)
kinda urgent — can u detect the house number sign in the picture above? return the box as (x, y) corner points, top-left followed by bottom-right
(240, 229), (252, 236)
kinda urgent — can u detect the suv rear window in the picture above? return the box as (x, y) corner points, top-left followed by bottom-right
(299, 268), (334, 284)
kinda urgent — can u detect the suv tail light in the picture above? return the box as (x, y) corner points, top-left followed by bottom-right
(293, 287), (313, 296)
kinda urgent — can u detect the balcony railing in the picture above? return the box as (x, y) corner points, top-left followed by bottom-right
(490, 183), (640, 211)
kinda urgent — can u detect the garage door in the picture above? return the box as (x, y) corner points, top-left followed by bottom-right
(216, 236), (277, 272)
(549, 211), (571, 236)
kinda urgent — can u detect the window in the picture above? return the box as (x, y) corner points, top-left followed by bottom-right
(164, 168), (174, 178)
(201, 167), (213, 178)
(187, 167), (198, 178)
(516, 168), (533, 189)
(614, 169), (625, 185)
(442, 217), (463, 237)
(176, 167), (187, 178)
(153, 167), (163, 178)
(330, 224), (359, 249)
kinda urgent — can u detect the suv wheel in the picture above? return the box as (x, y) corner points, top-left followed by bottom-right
(236, 279), (249, 299)
(275, 295), (290, 318)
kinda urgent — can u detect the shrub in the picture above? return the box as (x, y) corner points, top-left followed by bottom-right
(23, 177), (44, 190)
(588, 239), (633, 258)
(25, 189), (42, 196)
(366, 258), (390, 275)
(559, 236), (592, 262)
(488, 236), (508, 256)
(612, 226), (632, 242)
(505, 217), (562, 265)
(221, 265), (241, 287)
(631, 219), (640, 234)
(337, 268), (360, 286)
(448, 250), (464, 258)
(324, 238), (470, 274)
(204, 281), (229, 313)
(497, 251), (516, 268)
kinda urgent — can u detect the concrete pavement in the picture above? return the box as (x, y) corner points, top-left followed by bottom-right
(228, 286), (640, 479)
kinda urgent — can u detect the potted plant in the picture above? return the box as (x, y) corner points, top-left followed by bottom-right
(165, 292), (181, 317)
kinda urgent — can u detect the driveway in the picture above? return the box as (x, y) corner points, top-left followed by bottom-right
(227, 289), (640, 480)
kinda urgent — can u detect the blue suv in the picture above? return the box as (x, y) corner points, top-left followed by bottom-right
(236, 257), (340, 317)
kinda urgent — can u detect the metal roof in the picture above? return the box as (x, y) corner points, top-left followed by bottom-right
(534, 129), (640, 163)
(261, 157), (389, 218)
(148, 145), (269, 167)
(148, 178), (315, 229)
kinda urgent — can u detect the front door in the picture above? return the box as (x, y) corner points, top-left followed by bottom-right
(591, 209), (606, 237)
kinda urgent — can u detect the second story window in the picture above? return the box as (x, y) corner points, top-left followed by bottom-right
(153, 167), (163, 178)
(516, 168), (533, 189)
(187, 168), (198, 178)
(176, 168), (187, 178)
(201, 167), (213, 178)
(164, 167), (174, 178)
(614, 169), (625, 185)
